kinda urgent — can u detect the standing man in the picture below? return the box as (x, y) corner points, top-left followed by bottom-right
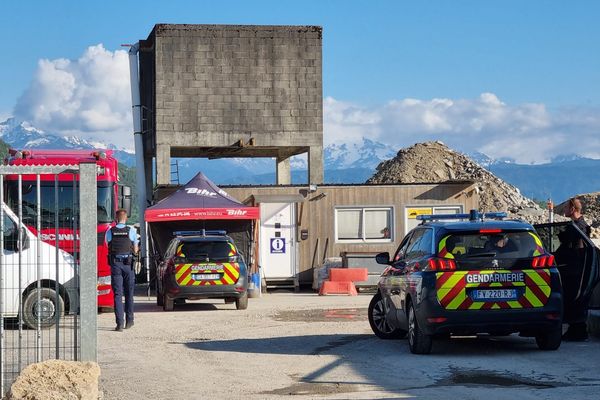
(106, 209), (139, 331)
(562, 197), (592, 341)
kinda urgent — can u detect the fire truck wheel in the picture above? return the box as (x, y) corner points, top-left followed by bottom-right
(235, 293), (248, 310)
(22, 288), (64, 330)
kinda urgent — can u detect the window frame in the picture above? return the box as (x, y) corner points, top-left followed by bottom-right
(334, 206), (395, 244)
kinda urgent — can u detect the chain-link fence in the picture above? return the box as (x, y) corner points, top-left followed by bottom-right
(0, 164), (97, 396)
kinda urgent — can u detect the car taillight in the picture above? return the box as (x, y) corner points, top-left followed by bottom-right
(531, 254), (555, 268)
(428, 258), (456, 271)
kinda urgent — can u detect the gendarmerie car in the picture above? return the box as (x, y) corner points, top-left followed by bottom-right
(156, 230), (248, 311)
(368, 210), (566, 354)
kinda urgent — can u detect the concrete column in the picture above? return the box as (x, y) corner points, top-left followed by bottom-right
(308, 145), (323, 184)
(276, 157), (291, 185)
(156, 144), (171, 185)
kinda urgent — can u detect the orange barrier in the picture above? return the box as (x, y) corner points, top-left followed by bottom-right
(319, 268), (368, 296)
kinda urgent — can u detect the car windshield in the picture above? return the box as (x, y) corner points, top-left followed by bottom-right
(439, 231), (542, 260)
(175, 241), (237, 262)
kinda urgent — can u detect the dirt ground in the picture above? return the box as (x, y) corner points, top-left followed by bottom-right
(98, 292), (600, 400)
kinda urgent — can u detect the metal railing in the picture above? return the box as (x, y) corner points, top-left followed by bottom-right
(0, 163), (97, 396)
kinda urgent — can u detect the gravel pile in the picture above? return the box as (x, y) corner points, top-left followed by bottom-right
(367, 141), (567, 224)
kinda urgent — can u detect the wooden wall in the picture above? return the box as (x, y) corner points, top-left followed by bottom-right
(224, 183), (479, 284)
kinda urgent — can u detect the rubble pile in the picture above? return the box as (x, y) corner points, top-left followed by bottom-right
(7, 360), (100, 400)
(367, 141), (566, 224)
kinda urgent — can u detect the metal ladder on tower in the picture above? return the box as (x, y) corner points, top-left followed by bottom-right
(170, 160), (180, 185)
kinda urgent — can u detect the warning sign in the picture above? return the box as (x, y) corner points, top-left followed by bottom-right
(407, 208), (432, 219)
(270, 238), (286, 254)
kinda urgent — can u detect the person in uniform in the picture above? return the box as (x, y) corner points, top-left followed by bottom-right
(105, 209), (139, 331)
(562, 197), (591, 341)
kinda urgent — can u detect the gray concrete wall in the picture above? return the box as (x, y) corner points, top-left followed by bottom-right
(142, 24), (324, 186)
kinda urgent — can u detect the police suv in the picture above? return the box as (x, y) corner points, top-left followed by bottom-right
(156, 231), (248, 311)
(368, 210), (564, 354)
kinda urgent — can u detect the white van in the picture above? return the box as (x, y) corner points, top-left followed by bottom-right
(1, 203), (78, 329)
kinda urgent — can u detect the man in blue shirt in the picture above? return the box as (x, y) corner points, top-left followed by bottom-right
(105, 209), (139, 331)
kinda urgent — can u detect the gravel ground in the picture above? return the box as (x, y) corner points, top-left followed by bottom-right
(98, 292), (600, 400)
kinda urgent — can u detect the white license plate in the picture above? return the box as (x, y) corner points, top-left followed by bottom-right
(471, 289), (517, 301)
(192, 274), (220, 280)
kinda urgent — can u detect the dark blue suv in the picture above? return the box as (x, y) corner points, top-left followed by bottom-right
(368, 210), (568, 354)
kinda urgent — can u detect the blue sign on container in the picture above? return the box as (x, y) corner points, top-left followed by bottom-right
(270, 238), (286, 254)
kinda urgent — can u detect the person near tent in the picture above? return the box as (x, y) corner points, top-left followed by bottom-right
(106, 209), (139, 331)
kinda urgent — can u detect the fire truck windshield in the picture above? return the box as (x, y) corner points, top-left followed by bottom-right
(6, 181), (114, 227)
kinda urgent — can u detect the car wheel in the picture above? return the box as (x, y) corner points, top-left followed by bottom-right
(156, 282), (163, 307)
(22, 288), (64, 329)
(163, 292), (174, 311)
(368, 292), (407, 340)
(408, 303), (433, 354)
(235, 292), (248, 310)
(535, 328), (562, 350)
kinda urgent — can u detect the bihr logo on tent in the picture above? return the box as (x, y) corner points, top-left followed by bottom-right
(227, 209), (248, 216)
(185, 188), (217, 197)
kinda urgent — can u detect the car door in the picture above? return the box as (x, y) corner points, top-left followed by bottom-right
(1, 211), (21, 316)
(158, 240), (177, 294)
(379, 232), (412, 316)
(390, 229), (430, 328)
(534, 221), (600, 308)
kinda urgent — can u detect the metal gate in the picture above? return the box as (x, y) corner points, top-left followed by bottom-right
(0, 163), (97, 396)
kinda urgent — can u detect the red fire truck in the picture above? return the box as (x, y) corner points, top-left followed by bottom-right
(4, 149), (132, 309)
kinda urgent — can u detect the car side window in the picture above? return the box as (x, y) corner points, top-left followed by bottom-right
(405, 229), (433, 260)
(165, 240), (178, 258)
(393, 233), (413, 261)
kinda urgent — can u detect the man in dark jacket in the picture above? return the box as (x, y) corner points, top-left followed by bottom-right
(106, 209), (139, 331)
(562, 197), (592, 341)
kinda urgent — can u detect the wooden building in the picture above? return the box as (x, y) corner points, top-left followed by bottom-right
(218, 181), (479, 288)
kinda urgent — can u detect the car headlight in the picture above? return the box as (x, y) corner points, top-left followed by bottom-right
(97, 276), (111, 286)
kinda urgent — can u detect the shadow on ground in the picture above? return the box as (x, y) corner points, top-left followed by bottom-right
(182, 333), (588, 396)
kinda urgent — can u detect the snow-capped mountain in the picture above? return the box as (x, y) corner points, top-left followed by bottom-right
(0, 117), (396, 183)
(0, 118), (136, 166)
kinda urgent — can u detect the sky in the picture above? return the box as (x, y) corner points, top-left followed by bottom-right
(1, 0), (599, 163)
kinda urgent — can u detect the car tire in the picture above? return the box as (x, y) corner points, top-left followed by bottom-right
(235, 293), (248, 310)
(163, 292), (174, 311)
(156, 282), (163, 307)
(408, 303), (433, 354)
(535, 328), (562, 350)
(22, 288), (64, 330)
(368, 292), (407, 340)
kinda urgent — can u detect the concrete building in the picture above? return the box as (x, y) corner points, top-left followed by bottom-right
(138, 24), (323, 190)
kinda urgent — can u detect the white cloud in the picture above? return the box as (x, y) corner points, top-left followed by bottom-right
(324, 93), (600, 164)
(14, 44), (133, 149)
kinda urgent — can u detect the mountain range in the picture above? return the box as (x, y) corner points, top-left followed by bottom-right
(1, 117), (599, 203)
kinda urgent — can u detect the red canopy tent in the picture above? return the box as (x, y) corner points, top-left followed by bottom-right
(145, 172), (259, 222)
(145, 172), (259, 268)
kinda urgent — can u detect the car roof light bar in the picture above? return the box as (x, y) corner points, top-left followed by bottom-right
(173, 230), (227, 236)
(416, 210), (508, 223)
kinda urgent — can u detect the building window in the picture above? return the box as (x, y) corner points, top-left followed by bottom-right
(335, 207), (393, 243)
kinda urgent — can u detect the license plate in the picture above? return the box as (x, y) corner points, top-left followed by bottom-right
(471, 289), (517, 301)
(192, 274), (220, 280)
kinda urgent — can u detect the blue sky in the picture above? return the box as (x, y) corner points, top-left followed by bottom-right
(1, 0), (599, 162)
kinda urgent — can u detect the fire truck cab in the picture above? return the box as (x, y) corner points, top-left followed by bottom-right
(4, 149), (132, 309)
